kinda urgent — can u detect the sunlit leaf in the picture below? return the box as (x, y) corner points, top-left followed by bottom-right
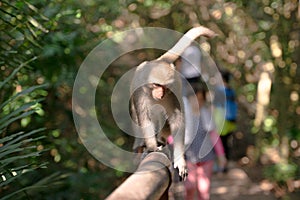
(0, 56), (37, 90)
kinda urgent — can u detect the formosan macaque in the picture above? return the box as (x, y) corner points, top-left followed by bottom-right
(130, 26), (216, 180)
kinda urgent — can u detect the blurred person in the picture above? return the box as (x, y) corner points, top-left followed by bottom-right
(213, 70), (237, 172)
(184, 83), (226, 200)
(175, 45), (225, 199)
(169, 44), (203, 200)
(180, 45), (202, 82)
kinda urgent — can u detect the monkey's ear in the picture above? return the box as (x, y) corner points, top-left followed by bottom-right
(136, 61), (149, 72)
(169, 63), (175, 70)
(131, 61), (151, 92)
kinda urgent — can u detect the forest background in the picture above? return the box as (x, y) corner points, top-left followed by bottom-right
(1, 0), (300, 199)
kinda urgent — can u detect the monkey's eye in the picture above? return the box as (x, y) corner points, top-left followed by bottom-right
(152, 83), (162, 88)
(148, 83), (161, 89)
(148, 83), (168, 91)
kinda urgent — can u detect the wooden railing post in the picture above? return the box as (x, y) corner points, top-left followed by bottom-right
(106, 151), (172, 200)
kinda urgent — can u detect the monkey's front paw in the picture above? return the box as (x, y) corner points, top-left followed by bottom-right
(174, 159), (188, 181)
(156, 145), (163, 151)
(145, 143), (157, 153)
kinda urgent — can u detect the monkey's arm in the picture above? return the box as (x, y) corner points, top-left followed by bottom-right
(132, 89), (158, 152)
(169, 108), (187, 179)
(131, 99), (144, 151)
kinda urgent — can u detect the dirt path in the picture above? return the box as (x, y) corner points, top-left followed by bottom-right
(210, 165), (276, 200)
(170, 161), (299, 199)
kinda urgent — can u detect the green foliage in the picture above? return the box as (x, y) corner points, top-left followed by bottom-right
(0, 0), (66, 199)
(0, 75), (66, 199)
(1, 0), (299, 198)
(0, 129), (45, 199)
(264, 162), (298, 184)
(32, 0), (123, 84)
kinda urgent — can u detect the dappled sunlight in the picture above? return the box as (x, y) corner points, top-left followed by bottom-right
(1, 0), (299, 199)
(260, 147), (281, 164)
(254, 72), (272, 127)
(211, 166), (275, 199)
(212, 186), (228, 194)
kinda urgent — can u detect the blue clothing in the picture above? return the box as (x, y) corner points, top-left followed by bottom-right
(224, 87), (237, 121)
(214, 86), (237, 121)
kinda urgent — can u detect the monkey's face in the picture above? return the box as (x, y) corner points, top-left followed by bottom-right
(149, 83), (167, 100)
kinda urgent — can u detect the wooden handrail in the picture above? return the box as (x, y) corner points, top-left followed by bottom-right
(106, 151), (172, 200)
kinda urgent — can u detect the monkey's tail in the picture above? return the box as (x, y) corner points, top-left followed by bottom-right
(157, 26), (216, 64)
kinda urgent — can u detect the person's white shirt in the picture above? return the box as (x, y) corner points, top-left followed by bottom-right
(180, 45), (201, 79)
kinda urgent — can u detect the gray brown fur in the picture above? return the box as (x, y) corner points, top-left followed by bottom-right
(130, 26), (216, 179)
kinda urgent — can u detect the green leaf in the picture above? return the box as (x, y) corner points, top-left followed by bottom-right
(0, 152), (42, 168)
(0, 110), (36, 130)
(0, 84), (48, 110)
(0, 172), (68, 200)
(0, 163), (48, 187)
(0, 131), (24, 144)
(0, 172), (24, 188)
(0, 101), (40, 125)
(27, 16), (49, 33)
(0, 128), (45, 148)
(0, 145), (37, 160)
(0, 56), (38, 90)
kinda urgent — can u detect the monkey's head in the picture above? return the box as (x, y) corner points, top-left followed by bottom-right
(132, 60), (182, 97)
(146, 61), (176, 85)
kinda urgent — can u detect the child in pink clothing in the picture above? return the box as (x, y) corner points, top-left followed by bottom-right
(184, 84), (226, 200)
